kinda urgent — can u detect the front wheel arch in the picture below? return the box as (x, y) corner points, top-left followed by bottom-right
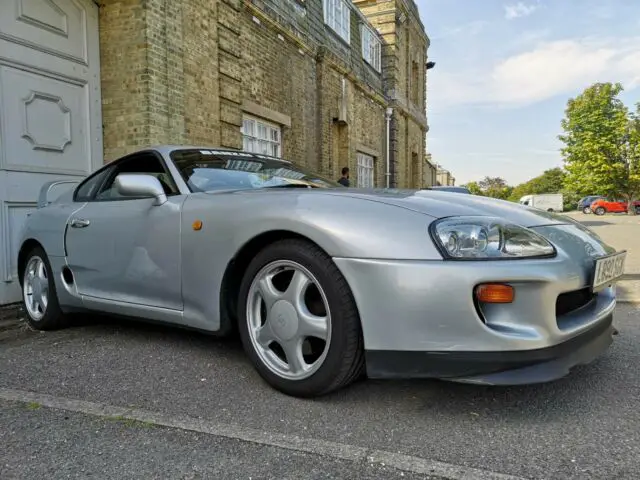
(219, 230), (334, 334)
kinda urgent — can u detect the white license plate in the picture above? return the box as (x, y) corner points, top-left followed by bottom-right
(592, 251), (626, 290)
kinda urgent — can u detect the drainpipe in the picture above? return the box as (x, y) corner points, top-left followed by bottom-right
(385, 107), (393, 188)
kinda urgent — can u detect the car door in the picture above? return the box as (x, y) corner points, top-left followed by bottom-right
(65, 151), (184, 311)
(610, 200), (625, 213)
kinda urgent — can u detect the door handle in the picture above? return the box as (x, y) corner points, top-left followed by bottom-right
(70, 218), (90, 228)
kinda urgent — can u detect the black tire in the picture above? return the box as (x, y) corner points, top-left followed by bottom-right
(594, 207), (606, 216)
(635, 206), (640, 215)
(237, 238), (365, 397)
(21, 246), (67, 330)
(582, 207), (591, 214)
(546, 208), (554, 212)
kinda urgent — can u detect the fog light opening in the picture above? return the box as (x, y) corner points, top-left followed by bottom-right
(475, 283), (514, 304)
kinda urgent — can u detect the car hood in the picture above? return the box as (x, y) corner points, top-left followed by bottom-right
(316, 189), (570, 227)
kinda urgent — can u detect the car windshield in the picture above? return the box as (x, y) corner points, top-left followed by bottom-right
(170, 148), (342, 192)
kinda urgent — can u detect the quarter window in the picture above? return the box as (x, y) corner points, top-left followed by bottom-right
(356, 152), (375, 188)
(74, 168), (111, 202)
(323, 0), (351, 43)
(361, 24), (381, 72)
(241, 116), (282, 158)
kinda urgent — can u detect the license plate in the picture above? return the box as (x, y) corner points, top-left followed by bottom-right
(592, 251), (626, 290)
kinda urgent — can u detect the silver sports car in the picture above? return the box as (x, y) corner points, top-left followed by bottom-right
(17, 146), (626, 397)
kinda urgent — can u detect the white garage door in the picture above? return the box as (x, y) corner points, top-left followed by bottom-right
(0, 0), (103, 305)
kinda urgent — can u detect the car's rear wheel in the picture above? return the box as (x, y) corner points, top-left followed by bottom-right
(594, 206), (606, 215)
(582, 206), (591, 214)
(21, 246), (67, 330)
(237, 239), (364, 397)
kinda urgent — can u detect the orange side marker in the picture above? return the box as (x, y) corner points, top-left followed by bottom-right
(475, 284), (514, 303)
(192, 220), (203, 231)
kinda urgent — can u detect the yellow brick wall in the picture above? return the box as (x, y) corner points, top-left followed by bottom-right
(98, 0), (425, 189)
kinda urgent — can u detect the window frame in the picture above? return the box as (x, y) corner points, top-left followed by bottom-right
(241, 115), (283, 158)
(356, 151), (375, 189)
(361, 23), (381, 72)
(72, 150), (179, 203)
(323, 0), (351, 44)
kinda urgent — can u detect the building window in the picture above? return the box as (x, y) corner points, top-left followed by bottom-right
(411, 60), (420, 105)
(241, 116), (282, 157)
(323, 0), (351, 44)
(361, 24), (381, 72)
(356, 152), (375, 188)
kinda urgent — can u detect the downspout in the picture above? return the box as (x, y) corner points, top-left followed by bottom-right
(385, 107), (393, 188)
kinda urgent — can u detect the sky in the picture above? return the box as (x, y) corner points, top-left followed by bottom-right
(416, 0), (640, 186)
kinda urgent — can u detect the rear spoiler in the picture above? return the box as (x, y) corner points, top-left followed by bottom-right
(37, 180), (80, 209)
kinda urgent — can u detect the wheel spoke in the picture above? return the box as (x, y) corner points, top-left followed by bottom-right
(298, 308), (329, 341)
(257, 274), (282, 310)
(255, 324), (276, 348)
(282, 338), (307, 375)
(36, 260), (46, 281)
(285, 269), (311, 305)
(31, 290), (43, 314)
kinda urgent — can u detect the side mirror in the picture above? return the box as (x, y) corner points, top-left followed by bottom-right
(114, 174), (167, 206)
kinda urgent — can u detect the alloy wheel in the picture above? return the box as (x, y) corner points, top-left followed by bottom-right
(246, 260), (331, 381)
(23, 256), (49, 321)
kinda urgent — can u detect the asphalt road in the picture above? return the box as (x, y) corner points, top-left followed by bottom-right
(1, 302), (639, 480)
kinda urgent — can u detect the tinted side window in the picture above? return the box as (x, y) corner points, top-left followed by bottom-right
(95, 153), (179, 201)
(74, 168), (111, 202)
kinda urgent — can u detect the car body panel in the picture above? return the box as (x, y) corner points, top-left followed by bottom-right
(16, 145), (624, 385)
(64, 195), (185, 310)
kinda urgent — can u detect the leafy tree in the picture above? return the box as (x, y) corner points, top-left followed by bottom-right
(559, 82), (640, 214)
(508, 168), (566, 202)
(462, 181), (483, 195)
(475, 176), (512, 200)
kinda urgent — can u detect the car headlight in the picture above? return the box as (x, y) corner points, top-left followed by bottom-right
(430, 216), (556, 260)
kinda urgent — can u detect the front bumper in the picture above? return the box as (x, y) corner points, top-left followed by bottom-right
(364, 313), (614, 384)
(333, 227), (619, 384)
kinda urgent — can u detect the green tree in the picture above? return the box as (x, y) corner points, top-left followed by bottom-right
(477, 176), (512, 200)
(559, 82), (640, 214)
(462, 181), (483, 195)
(508, 167), (566, 202)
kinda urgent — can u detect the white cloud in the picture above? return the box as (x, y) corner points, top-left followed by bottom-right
(504, 2), (539, 20)
(430, 36), (640, 108)
(436, 20), (488, 39)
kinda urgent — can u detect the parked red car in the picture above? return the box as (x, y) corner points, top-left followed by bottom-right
(590, 198), (640, 215)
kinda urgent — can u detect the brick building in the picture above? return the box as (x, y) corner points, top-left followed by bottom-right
(436, 168), (456, 187)
(0, 0), (430, 305)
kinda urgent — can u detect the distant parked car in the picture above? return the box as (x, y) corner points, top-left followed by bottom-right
(578, 195), (604, 214)
(590, 198), (640, 215)
(424, 186), (471, 194)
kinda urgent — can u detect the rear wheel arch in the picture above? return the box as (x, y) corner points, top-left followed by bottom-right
(17, 239), (45, 286)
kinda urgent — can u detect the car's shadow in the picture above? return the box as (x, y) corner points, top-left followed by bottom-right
(61, 313), (619, 422)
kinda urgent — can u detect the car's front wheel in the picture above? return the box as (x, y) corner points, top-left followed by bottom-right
(635, 206), (640, 215)
(21, 246), (67, 330)
(594, 207), (606, 216)
(237, 239), (364, 397)
(582, 206), (591, 214)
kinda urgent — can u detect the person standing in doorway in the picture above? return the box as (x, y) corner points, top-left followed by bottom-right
(338, 167), (350, 187)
